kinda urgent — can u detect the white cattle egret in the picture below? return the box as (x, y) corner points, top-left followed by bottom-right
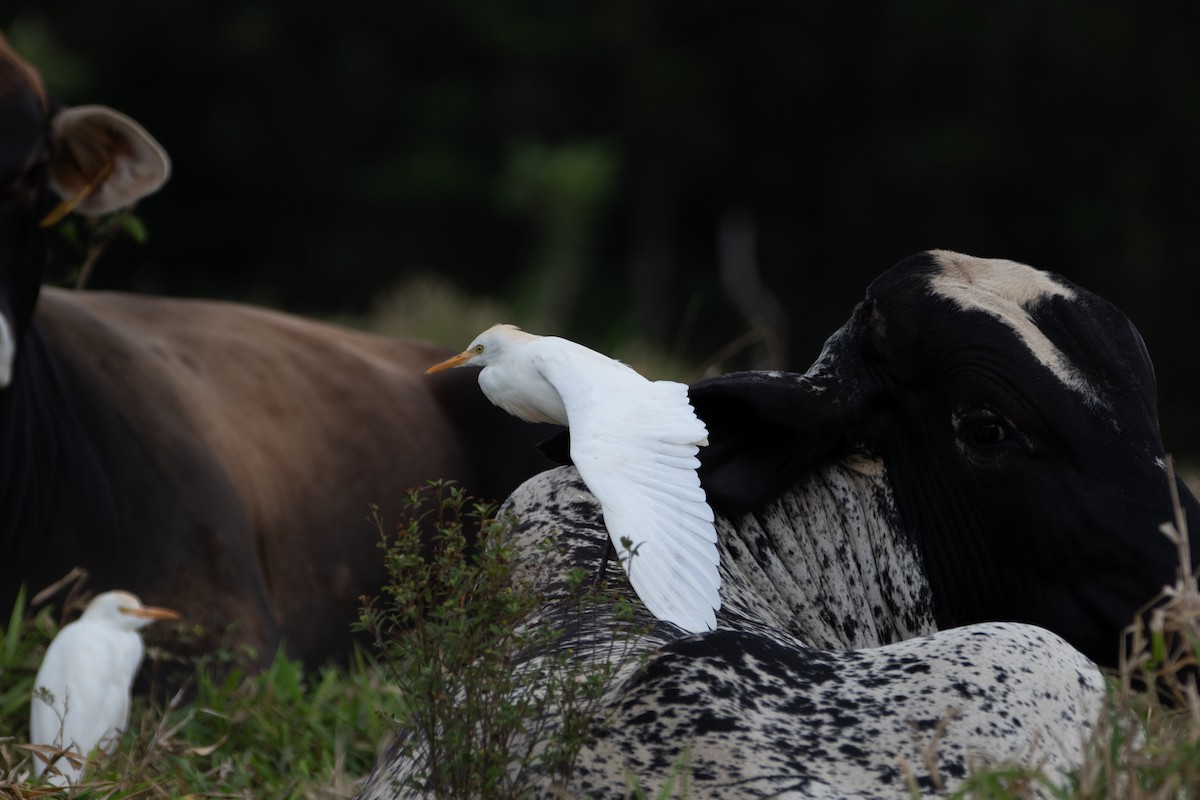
(30, 590), (180, 785)
(427, 324), (721, 632)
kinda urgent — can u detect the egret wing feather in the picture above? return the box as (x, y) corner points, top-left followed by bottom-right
(530, 339), (721, 632)
(632, 516), (721, 610)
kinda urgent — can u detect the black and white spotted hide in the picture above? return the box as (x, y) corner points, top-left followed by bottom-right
(357, 467), (1105, 799)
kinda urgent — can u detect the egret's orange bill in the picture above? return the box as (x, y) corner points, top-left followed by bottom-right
(122, 605), (182, 621)
(426, 352), (472, 374)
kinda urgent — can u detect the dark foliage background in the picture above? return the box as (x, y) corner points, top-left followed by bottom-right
(5, 3), (1199, 455)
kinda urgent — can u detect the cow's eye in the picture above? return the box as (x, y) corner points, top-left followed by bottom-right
(953, 409), (1013, 451)
(972, 420), (1006, 446)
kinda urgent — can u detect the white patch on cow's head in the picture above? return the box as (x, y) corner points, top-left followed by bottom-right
(927, 250), (1098, 402)
(0, 312), (13, 388)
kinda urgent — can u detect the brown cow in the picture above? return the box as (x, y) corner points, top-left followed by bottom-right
(0, 34), (550, 665)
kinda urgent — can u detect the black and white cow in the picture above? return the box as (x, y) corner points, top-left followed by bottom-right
(360, 251), (1191, 798)
(694, 249), (1200, 669)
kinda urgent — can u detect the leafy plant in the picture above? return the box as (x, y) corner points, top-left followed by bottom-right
(47, 207), (150, 289)
(356, 479), (642, 799)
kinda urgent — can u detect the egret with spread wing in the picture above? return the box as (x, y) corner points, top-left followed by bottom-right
(427, 324), (720, 632)
(30, 590), (180, 785)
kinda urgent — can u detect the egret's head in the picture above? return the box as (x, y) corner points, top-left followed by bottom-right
(425, 324), (533, 373)
(82, 590), (182, 631)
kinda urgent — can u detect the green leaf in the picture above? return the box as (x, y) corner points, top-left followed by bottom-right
(121, 213), (149, 243)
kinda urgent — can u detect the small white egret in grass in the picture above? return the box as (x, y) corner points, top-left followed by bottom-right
(30, 590), (180, 785)
(427, 324), (721, 632)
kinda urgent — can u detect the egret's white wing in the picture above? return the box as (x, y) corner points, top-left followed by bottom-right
(531, 339), (720, 632)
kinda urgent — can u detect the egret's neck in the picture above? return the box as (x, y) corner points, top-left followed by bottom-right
(478, 362), (569, 426)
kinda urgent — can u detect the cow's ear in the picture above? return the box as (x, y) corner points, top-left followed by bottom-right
(691, 373), (853, 517)
(45, 105), (170, 220)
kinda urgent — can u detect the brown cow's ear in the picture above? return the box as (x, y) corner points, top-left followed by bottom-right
(46, 105), (171, 218)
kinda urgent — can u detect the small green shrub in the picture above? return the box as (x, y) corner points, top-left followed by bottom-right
(357, 480), (642, 799)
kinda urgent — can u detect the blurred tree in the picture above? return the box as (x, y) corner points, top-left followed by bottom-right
(500, 139), (617, 333)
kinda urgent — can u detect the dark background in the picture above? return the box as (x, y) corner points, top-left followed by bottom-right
(5, 3), (1199, 457)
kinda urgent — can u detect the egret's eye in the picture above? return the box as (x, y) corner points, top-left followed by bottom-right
(473, 344), (484, 354)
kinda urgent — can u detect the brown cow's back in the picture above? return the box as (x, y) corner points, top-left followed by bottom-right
(33, 288), (544, 665)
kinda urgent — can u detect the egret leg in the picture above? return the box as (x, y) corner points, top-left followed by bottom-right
(593, 538), (617, 589)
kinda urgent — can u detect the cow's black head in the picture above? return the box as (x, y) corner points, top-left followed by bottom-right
(693, 250), (1200, 668)
(0, 33), (169, 392)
